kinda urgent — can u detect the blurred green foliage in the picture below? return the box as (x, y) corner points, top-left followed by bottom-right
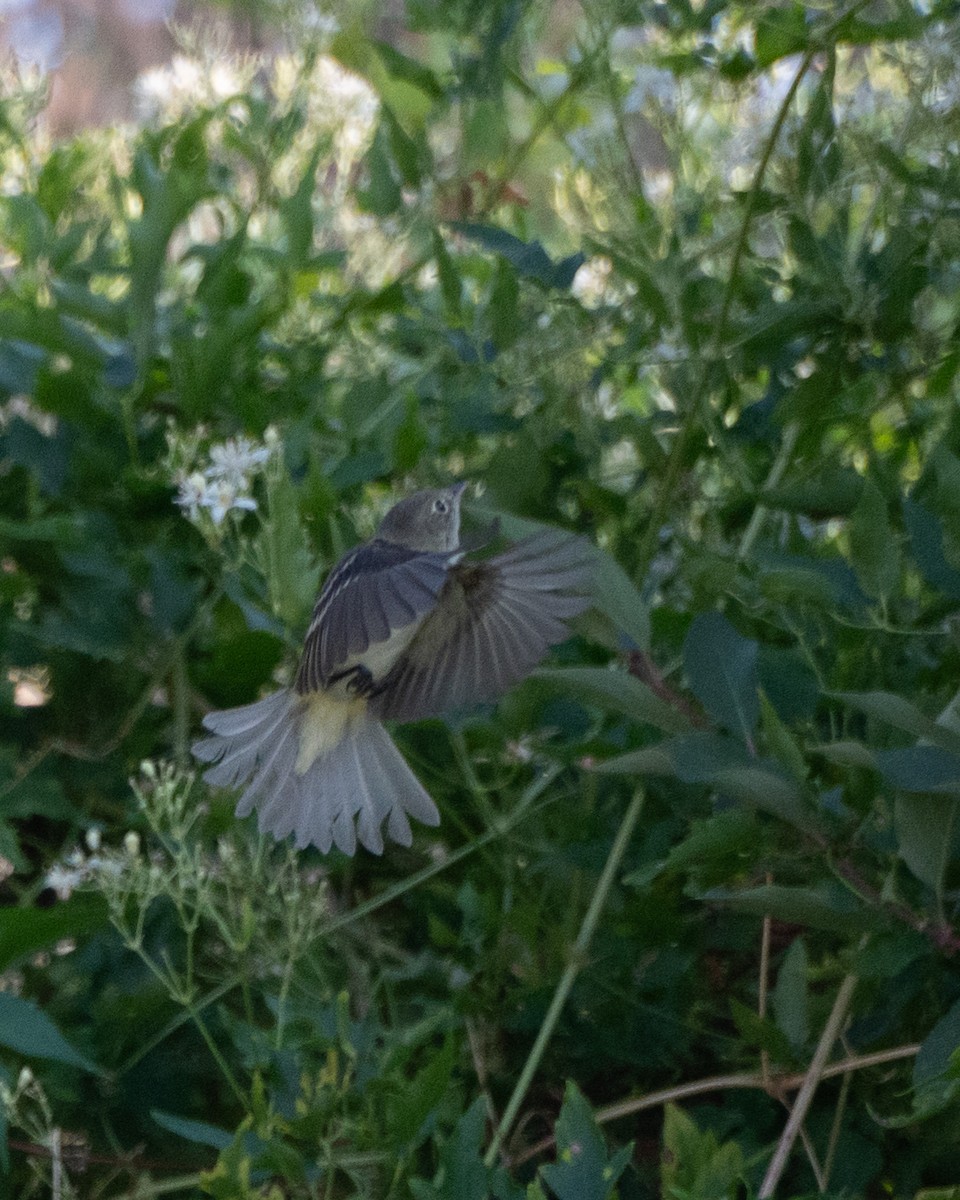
(4, 0), (960, 1195)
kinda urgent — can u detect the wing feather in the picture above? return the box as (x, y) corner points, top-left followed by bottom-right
(295, 540), (456, 693)
(371, 531), (592, 723)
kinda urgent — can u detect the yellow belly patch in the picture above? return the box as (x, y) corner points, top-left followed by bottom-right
(295, 692), (367, 775)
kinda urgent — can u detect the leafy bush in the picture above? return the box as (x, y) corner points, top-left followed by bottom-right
(4, 1), (960, 1196)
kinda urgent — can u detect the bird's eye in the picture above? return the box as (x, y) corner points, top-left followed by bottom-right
(433, 498), (449, 514)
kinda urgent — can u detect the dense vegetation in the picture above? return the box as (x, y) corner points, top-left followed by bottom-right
(4, 0), (960, 1195)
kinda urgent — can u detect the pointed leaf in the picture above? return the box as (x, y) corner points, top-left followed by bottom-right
(151, 1109), (233, 1150)
(540, 1082), (632, 1200)
(833, 691), (960, 759)
(534, 668), (689, 733)
(912, 998), (960, 1114)
(594, 745), (675, 777)
(875, 746), (960, 794)
(435, 1099), (488, 1200)
(848, 477), (899, 599)
(895, 793), (960, 897)
(683, 612), (759, 740)
(702, 883), (876, 933)
(772, 938), (809, 1051)
(0, 896), (108, 972)
(0, 992), (100, 1072)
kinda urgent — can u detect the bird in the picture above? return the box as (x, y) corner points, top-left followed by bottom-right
(192, 483), (592, 855)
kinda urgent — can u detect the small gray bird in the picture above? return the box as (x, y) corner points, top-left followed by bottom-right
(193, 484), (592, 855)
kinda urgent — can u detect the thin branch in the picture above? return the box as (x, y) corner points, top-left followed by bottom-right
(758, 972), (859, 1198)
(507, 1042), (919, 1168)
(759, 874), (773, 1089)
(483, 789), (646, 1168)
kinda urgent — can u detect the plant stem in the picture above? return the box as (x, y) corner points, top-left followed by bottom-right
(483, 788), (645, 1167)
(508, 1042), (919, 1168)
(758, 971), (859, 1198)
(170, 639), (190, 768)
(186, 1002), (247, 1110)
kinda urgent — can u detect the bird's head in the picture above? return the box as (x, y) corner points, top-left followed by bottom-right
(376, 482), (468, 552)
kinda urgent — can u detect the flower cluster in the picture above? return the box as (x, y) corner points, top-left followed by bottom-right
(44, 828), (129, 901)
(173, 432), (275, 526)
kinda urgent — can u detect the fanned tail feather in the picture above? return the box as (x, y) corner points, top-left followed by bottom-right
(192, 689), (439, 855)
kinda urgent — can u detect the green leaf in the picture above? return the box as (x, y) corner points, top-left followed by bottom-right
(0, 992), (100, 1072)
(452, 222), (585, 290)
(848, 478), (899, 600)
(533, 667), (689, 733)
(760, 691), (807, 780)
(712, 765), (816, 833)
(660, 808), (760, 876)
(912, 999), (960, 1114)
(813, 739), (877, 770)
(588, 543), (651, 652)
(702, 883), (875, 933)
(389, 1036), (457, 1151)
(357, 122), (402, 215)
(661, 1104), (744, 1199)
(663, 732), (750, 782)
(393, 393), (428, 472)
(434, 229), (462, 320)
(595, 745), (676, 778)
(755, 4), (809, 67)
(435, 1098), (489, 1200)
(772, 938), (809, 1051)
(875, 747), (960, 794)
(0, 896), (108, 972)
(904, 500), (960, 599)
(762, 466), (863, 517)
(151, 1109), (234, 1150)
(374, 40), (444, 101)
(832, 691), (960, 760)
(280, 145), (321, 261)
(683, 612), (759, 741)
(729, 998), (794, 1063)
(257, 460), (322, 632)
(540, 1082), (632, 1200)
(895, 793), (960, 897)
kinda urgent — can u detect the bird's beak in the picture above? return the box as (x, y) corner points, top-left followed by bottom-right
(452, 481), (469, 500)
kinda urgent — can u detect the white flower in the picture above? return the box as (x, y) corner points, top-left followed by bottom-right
(200, 479), (258, 525)
(205, 436), (271, 487)
(174, 472), (209, 520)
(45, 862), (87, 900)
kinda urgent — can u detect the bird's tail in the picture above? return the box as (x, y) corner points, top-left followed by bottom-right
(192, 689), (439, 855)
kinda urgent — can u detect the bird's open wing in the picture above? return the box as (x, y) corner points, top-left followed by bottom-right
(370, 530), (592, 722)
(295, 540), (456, 692)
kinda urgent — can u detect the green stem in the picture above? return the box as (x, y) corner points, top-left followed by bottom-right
(170, 639), (190, 768)
(483, 788), (645, 1167)
(187, 1002), (247, 1109)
